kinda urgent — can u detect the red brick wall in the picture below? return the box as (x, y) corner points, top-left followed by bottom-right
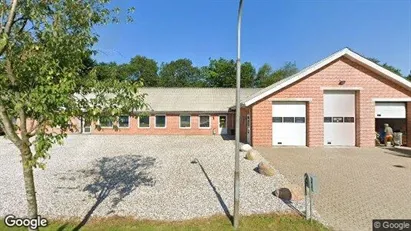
(91, 114), (225, 135)
(250, 57), (411, 147)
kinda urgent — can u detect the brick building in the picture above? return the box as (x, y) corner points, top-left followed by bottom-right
(74, 48), (411, 148)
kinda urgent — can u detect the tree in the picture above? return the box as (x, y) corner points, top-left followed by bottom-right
(159, 59), (201, 87)
(254, 63), (273, 87)
(368, 57), (403, 76)
(0, 1), (143, 230)
(256, 62), (298, 88)
(204, 58), (255, 88)
(125, 55), (159, 86)
(95, 62), (126, 81)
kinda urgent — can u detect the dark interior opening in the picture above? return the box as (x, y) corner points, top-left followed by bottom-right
(375, 118), (407, 146)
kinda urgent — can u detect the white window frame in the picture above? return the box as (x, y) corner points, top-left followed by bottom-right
(99, 117), (113, 128)
(198, 115), (211, 129)
(118, 115), (130, 128)
(179, 114), (191, 129)
(138, 115), (151, 129)
(155, 114), (167, 128)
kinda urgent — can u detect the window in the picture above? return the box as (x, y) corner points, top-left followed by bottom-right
(283, 117), (295, 123)
(99, 117), (113, 127)
(295, 117), (306, 123)
(180, 115), (191, 128)
(155, 115), (166, 128)
(272, 117), (282, 123)
(199, 115), (210, 128)
(344, 117), (355, 123)
(118, 116), (129, 128)
(139, 116), (150, 128)
(324, 117), (332, 123)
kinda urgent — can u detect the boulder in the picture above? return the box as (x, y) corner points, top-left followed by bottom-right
(273, 188), (292, 201)
(274, 184), (304, 201)
(240, 144), (252, 152)
(257, 162), (275, 176)
(245, 149), (262, 161)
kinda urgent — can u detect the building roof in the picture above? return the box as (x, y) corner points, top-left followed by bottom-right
(242, 48), (411, 107)
(139, 88), (260, 113)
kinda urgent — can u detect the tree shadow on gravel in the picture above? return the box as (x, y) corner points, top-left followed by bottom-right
(72, 155), (156, 231)
(191, 158), (233, 225)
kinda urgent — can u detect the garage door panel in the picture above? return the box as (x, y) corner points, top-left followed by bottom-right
(272, 102), (306, 146)
(375, 102), (405, 118)
(324, 123), (355, 145)
(324, 91), (355, 146)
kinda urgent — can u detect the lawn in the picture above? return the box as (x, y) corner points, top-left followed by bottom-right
(0, 214), (328, 231)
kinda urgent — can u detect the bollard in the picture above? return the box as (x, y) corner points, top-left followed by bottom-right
(304, 173), (318, 220)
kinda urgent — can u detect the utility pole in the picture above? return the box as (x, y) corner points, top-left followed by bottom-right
(233, 0), (243, 229)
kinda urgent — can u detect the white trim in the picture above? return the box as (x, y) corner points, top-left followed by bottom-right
(271, 98), (312, 102)
(321, 87), (363, 91)
(117, 116), (130, 128)
(243, 48), (411, 107)
(198, 115), (211, 129)
(138, 115), (151, 129)
(372, 98), (411, 102)
(179, 114), (191, 129)
(155, 114), (167, 129)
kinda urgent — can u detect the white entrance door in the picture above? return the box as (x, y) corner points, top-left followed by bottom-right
(324, 91), (355, 146)
(272, 102), (306, 146)
(375, 102), (406, 118)
(82, 117), (91, 134)
(246, 114), (251, 144)
(218, 115), (228, 135)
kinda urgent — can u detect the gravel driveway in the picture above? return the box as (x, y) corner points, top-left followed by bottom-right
(0, 135), (305, 221)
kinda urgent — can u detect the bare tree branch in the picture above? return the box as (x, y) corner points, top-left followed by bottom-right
(0, 0), (18, 56)
(3, 0), (18, 35)
(0, 103), (22, 146)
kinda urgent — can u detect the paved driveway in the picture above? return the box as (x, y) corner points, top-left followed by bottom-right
(257, 146), (411, 231)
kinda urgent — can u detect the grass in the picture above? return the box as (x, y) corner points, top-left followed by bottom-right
(0, 213), (329, 231)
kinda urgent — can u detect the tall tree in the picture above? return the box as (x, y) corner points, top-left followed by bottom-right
(368, 57), (403, 76)
(204, 58), (255, 88)
(125, 55), (159, 86)
(255, 62), (298, 88)
(159, 59), (201, 87)
(254, 63), (273, 87)
(95, 62), (127, 81)
(0, 1), (143, 230)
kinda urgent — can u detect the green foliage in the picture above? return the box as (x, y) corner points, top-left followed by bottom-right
(0, 0), (144, 168)
(159, 59), (203, 87)
(126, 55), (159, 86)
(367, 57), (403, 77)
(203, 58), (255, 88)
(255, 62), (298, 88)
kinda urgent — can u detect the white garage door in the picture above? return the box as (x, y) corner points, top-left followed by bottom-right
(272, 102), (306, 146)
(375, 102), (406, 118)
(324, 91), (355, 146)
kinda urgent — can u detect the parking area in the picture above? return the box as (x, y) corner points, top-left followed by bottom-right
(0, 135), (301, 223)
(257, 146), (411, 231)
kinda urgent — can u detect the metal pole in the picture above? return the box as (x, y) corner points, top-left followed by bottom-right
(233, 0), (243, 229)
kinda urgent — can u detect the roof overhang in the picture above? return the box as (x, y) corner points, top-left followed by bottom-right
(242, 48), (411, 107)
